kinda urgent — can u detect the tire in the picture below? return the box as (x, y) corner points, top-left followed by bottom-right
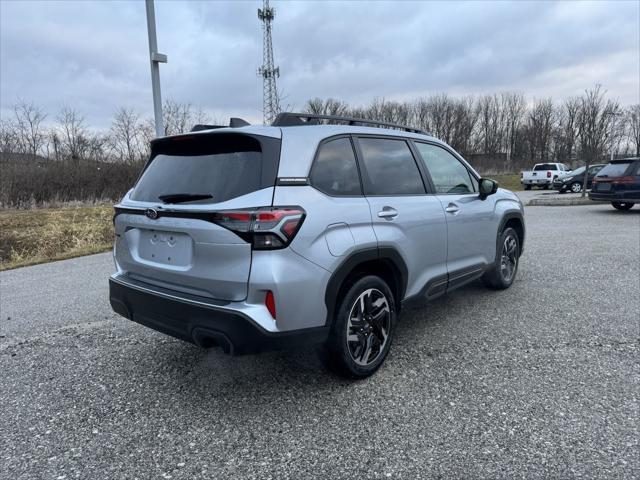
(612, 202), (634, 211)
(482, 227), (520, 290)
(543, 184), (550, 190)
(524, 185), (531, 191)
(320, 275), (396, 379)
(570, 182), (582, 193)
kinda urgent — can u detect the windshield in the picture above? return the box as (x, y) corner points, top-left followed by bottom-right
(130, 133), (279, 204)
(569, 166), (585, 175)
(596, 161), (633, 178)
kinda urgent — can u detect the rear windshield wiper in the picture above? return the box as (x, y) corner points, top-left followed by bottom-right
(158, 193), (213, 204)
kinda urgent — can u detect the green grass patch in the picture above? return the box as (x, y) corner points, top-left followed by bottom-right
(0, 205), (114, 271)
(489, 174), (522, 191)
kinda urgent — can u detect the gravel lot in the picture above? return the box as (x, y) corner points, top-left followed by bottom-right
(1, 203), (638, 479)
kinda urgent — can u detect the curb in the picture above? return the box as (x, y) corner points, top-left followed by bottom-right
(526, 197), (603, 206)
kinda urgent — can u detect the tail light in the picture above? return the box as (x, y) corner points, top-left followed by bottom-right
(612, 176), (636, 185)
(211, 206), (305, 250)
(547, 171), (552, 178)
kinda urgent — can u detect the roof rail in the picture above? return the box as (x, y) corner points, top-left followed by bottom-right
(272, 112), (428, 135)
(191, 117), (252, 132)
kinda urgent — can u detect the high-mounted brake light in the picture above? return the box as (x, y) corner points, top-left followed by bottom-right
(211, 207), (305, 250)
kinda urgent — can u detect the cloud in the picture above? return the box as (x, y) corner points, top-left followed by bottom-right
(1, 0), (638, 129)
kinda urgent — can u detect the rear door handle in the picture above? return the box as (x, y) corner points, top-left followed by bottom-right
(445, 203), (460, 214)
(377, 207), (398, 219)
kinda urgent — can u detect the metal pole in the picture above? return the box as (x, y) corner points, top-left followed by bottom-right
(145, 0), (167, 137)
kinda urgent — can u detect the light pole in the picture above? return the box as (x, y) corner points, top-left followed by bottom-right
(145, 0), (167, 137)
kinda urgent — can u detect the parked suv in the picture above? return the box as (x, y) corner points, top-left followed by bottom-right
(109, 113), (525, 378)
(589, 158), (640, 210)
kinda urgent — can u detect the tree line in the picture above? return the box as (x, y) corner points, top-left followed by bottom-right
(1, 85), (638, 207)
(0, 100), (213, 207)
(0, 99), (213, 165)
(305, 85), (639, 173)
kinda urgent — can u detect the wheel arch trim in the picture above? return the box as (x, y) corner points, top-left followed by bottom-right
(323, 247), (408, 327)
(498, 211), (525, 255)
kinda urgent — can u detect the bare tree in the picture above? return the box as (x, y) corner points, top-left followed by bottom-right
(0, 119), (19, 154)
(13, 100), (47, 159)
(160, 99), (217, 135)
(304, 98), (349, 117)
(523, 98), (555, 162)
(503, 93), (526, 163)
(624, 104), (640, 157)
(452, 96), (479, 157)
(477, 94), (507, 155)
(555, 97), (580, 163)
(110, 107), (142, 163)
(576, 85), (619, 196)
(57, 106), (87, 161)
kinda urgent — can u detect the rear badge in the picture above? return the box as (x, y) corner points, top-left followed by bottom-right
(145, 208), (159, 220)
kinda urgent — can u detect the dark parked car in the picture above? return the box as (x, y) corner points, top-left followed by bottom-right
(589, 158), (640, 210)
(553, 164), (605, 193)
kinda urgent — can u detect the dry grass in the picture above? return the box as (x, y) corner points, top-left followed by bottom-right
(0, 177), (524, 272)
(0, 205), (114, 271)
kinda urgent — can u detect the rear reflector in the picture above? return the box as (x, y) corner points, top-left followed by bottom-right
(265, 291), (276, 319)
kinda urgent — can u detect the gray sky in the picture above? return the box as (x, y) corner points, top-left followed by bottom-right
(1, 0), (638, 128)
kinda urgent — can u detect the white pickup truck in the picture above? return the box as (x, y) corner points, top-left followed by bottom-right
(521, 163), (571, 190)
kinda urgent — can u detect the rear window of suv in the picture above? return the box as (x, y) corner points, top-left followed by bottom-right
(131, 133), (280, 204)
(596, 161), (634, 178)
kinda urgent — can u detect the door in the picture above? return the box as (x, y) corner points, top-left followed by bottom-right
(412, 142), (497, 281)
(354, 136), (448, 299)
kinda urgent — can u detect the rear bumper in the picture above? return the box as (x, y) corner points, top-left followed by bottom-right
(109, 276), (329, 355)
(589, 192), (640, 202)
(522, 179), (552, 185)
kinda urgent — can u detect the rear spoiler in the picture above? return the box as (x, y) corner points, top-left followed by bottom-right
(190, 117), (251, 132)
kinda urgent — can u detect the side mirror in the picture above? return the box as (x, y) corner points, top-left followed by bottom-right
(479, 178), (499, 199)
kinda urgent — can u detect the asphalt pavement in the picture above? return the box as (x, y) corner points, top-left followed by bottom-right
(1, 203), (639, 479)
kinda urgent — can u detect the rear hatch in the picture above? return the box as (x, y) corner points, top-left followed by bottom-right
(114, 130), (281, 301)
(592, 160), (638, 194)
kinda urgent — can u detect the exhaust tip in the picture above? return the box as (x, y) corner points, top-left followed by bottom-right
(191, 328), (235, 355)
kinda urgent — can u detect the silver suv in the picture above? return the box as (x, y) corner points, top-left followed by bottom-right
(109, 113), (525, 378)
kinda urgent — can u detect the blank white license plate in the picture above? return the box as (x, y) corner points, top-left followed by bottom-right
(138, 230), (192, 266)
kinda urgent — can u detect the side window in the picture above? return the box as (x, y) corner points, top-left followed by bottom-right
(310, 137), (361, 196)
(357, 138), (425, 195)
(414, 143), (477, 194)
